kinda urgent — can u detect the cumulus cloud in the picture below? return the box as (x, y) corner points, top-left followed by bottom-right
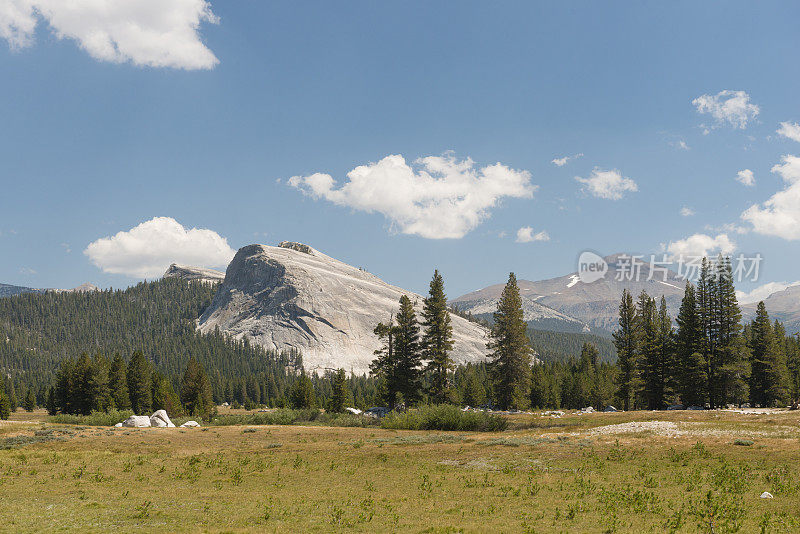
(0, 0), (219, 69)
(84, 216), (235, 278)
(777, 122), (800, 143)
(551, 153), (583, 167)
(575, 168), (638, 200)
(741, 155), (800, 240)
(287, 153), (537, 239)
(692, 90), (759, 130)
(736, 281), (800, 305)
(515, 227), (549, 243)
(665, 233), (736, 259)
(680, 206), (695, 217)
(736, 169), (755, 187)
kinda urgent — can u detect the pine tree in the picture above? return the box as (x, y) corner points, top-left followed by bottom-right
(330, 368), (353, 413)
(421, 270), (455, 404)
(46, 386), (57, 415)
(461, 364), (486, 407)
(108, 353), (130, 410)
(370, 316), (398, 407)
(675, 282), (706, 406)
(126, 350), (153, 415)
(152, 372), (182, 415)
(613, 289), (639, 411)
(0, 378), (10, 420)
(180, 357), (214, 419)
(23, 389), (36, 412)
(289, 371), (316, 409)
(697, 257), (716, 407)
(767, 321), (790, 407)
(714, 256), (749, 406)
(4, 379), (16, 413)
(393, 295), (423, 407)
(488, 273), (532, 410)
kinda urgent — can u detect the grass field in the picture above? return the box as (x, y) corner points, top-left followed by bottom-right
(1, 408), (799, 533)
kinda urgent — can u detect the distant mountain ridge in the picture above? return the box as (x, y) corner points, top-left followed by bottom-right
(742, 285), (800, 334)
(453, 253), (686, 335)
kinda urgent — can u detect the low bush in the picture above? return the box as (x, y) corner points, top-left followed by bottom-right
(380, 405), (508, 432)
(210, 409), (379, 428)
(50, 409), (134, 427)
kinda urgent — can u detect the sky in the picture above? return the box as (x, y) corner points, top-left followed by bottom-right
(1, 1), (800, 303)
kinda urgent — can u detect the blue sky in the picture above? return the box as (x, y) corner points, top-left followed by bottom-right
(2, 1), (800, 301)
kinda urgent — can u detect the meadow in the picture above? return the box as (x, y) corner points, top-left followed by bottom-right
(0, 408), (798, 533)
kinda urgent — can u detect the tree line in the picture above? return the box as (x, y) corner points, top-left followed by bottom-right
(613, 256), (799, 409)
(1, 258), (797, 419)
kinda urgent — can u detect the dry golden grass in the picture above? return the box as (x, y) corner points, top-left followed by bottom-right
(0, 409), (798, 532)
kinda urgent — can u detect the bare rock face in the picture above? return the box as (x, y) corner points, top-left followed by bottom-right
(122, 415), (152, 428)
(150, 410), (175, 428)
(163, 263), (225, 284)
(197, 243), (490, 374)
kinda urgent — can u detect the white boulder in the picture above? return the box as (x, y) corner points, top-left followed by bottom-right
(345, 407), (362, 415)
(122, 415), (152, 428)
(150, 410), (175, 428)
(180, 420), (201, 428)
(114, 422), (123, 427)
(760, 491), (774, 499)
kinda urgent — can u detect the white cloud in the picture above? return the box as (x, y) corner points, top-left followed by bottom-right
(515, 227), (549, 243)
(665, 233), (736, 259)
(575, 168), (638, 200)
(680, 206), (695, 217)
(737, 281), (800, 305)
(0, 0), (219, 69)
(736, 169), (755, 187)
(777, 122), (800, 143)
(288, 153), (537, 239)
(551, 153), (583, 167)
(741, 155), (800, 240)
(692, 90), (759, 129)
(84, 216), (235, 278)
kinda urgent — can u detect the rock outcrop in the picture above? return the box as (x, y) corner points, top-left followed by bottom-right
(122, 415), (152, 428)
(180, 420), (201, 428)
(163, 263), (225, 284)
(150, 410), (175, 427)
(197, 242), (490, 374)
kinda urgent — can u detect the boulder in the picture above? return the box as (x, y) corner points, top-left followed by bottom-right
(603, 406), (618, 412)
(122, 415), (151, 428)
(150, 410), (175, 428)
(345, 407), (362, 415)
(180, 420), (201, 428)
(114, 422), (123, 427)
(760, 491), (773, 499)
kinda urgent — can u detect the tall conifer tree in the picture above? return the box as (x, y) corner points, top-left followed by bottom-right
(488, 273), (532, 410)
(421, 270), (455, 404)
(675, 282), (707, 405)
(393, 295), (423, 407)
(613, 289), (639, 411)
(126, 350), (153, 414)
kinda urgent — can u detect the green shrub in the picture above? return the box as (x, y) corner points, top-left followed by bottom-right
(733, 439), (754, 446)
(380, 405), (508, 432)
(210, 409), (378, 428)
(50, 409), (134, 427)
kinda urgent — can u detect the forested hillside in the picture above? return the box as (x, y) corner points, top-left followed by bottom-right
(528, 329), (616, 363)
(0, 279), (380, 407)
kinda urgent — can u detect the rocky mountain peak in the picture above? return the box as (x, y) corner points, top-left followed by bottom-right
(198, 243), (489, 374)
